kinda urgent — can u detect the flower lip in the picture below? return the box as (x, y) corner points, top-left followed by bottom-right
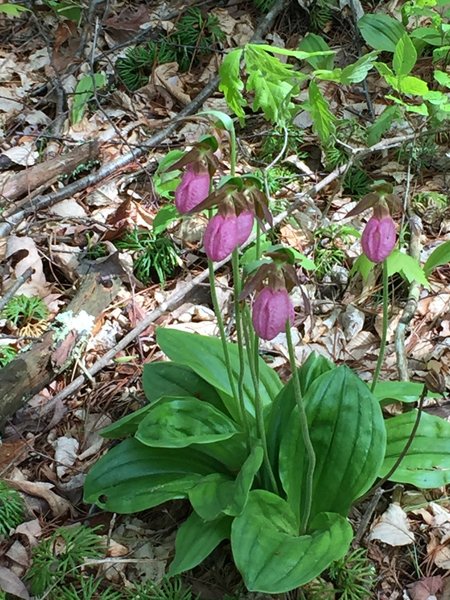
(361, 215), (396, 263)
(252, 287), (295, 341)
(203, 213), (239, 262)
(175, 164), (210, 214)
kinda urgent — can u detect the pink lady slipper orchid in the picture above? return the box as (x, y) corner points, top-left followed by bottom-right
(361, 215), (396, 263)
(236, 210), (254, 246)
(204, 213), (239, 261)
(175, 164), (210, 214)
(252, 287), (295, 341)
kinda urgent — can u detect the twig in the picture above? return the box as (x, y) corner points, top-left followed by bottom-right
(352, 486), (385, 547)
(0, 267), (34, 312)
(0, 0), (289, 239)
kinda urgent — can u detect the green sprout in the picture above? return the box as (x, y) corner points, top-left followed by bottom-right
(328, 547), (376, 600)
(115, 229), (180, 284)
(130, 577), (198, 600)
(314, 223), (358, 279)
(2, 295), (49, 328)
(116, 8), (224, 90)
(57, 575), (122, 600)
(0, 481), (24, 536)
(27, 525), (103, 596)
(0, 345), (17, 367)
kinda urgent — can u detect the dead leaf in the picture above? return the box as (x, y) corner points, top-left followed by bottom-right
(153, 63), (191, 106)
(14, 519), (42, 546)
(408, 576), (444, 600)
(2, 142), (38, 167)
(104, 198), (154, 240)
(0, 566), (29, 599)
(6, 478), (71, 517)
(49, 198), (88, 218)
(52, 435), (79, 478)
(368, 503), (415, 546)
(6, 236), (49, 296)
(6, 540), (29, 568)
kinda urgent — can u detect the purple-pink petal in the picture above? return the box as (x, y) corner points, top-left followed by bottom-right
(361, 216), (396, 263)
(175, 165), (210, 214)
(252, 287), (295, 341)
(204, 214), (239, 261)
(236, 210), (254, 247)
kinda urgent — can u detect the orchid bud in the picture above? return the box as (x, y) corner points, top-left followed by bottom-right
(236, 210), (254, 247)
(204, 214), (238, 261)
(361, 215), (396, 263)
(252, 287), (295, 341)
(175, 164), (210, 214)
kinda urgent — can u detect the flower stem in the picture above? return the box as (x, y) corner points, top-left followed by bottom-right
(208, 260), (240, 414)
(285, 323), (315, 534)
(371, 260), (389, 393)
(232, 249), (251, 441)
(242, 307), (278, 493)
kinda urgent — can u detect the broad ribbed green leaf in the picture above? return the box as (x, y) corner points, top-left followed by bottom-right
(358, 14), (406, 52)
(84, 438), (226, 513)
(381, 411), (450, 487)
(136, 397), (239, 448)
(143, 362), (226, 410)
(168, 513), (231, 576)
(374, 381), (441, 405)
(393, 34), (417, 77)
(189, 445), (264, 520)
(231, 491), (352, 593)
(266, 353), (335, 488)
(156, 328), (282, 422)
(279, 366), (386, 525)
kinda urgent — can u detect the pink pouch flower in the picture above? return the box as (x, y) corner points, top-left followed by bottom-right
(252, 287), (295, 341)
(175, 164), (210, 214)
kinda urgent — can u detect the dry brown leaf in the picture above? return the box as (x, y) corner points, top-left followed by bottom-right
(15, 519), (42, 546)
(0, 566), (29, 599)
(153, 63), (191, 106)
(408, 576), (444, 600)
(6, 540), (29, 568)
(368, 503), (415, 546)
(104, 198), (154, 240)
(6, 478), (71, 517)
(6, 235), (49, 296)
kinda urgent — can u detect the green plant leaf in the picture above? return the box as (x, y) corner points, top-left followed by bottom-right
(393, 34), (417, 77)
(340, 51), (378, 84)
(71, 73), (106, 124)
(231, 490), (352, 593)
(156, 328), (282, 422)
(245, 45), (299, 124)
(424, 240), (450, 275)
(153, 205), (179, 233)
(367, 105), (401, 146)
(250, 43), (335, 61)
(298, 33), (335, 70)
(411, 26), (445, 46)
(266, 353), (334, 481)
(168, 512), (231, 576)
(374, 381), (441, 404)
(381, 411), (450, 487)
(189, 445), (263, 520)
(135, 397), (239, 448)
(307, 80), (336, 143)
(0, 3), (30, 15)
(358, 14), (406, 52)
(386, 250), (429, 287)
(279, 366), (386, 525)
(84, 438), (226, 512)
(397, 75), (429, 96)
(143, 361), (226, 410)
(219, 49), (246, 122)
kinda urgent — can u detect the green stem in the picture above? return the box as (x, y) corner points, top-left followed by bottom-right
(371, 260), (389, 393)
(229, 126), (237, 177)
(242, 308), (278, 493)
(285, 323), (315, 534)
(232, 249), (251, 442)
(208, 260), (240, 413)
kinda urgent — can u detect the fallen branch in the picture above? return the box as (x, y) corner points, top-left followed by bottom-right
(0, 273), (121, 428)
(0, 0), (289, 239)
(0, 267), (34, 312)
